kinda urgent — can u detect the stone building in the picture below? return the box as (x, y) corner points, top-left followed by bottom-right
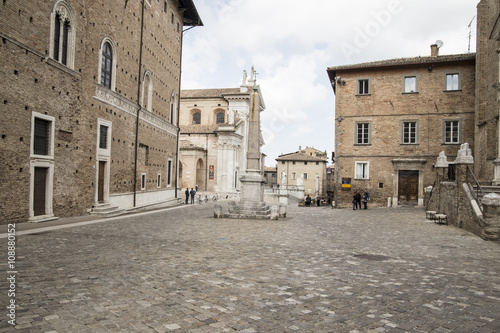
(327, 46), (476, 207)
(475, 0), (500, 184)
(0, 0), (202, 224)
(179, 69), (266, 193)
(276, 146), (328, 196)
(263, 166), (277, 188)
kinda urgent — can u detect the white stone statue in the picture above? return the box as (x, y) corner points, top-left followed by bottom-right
(282, 172), (287, 186)
(241, 70), (247, 86)
(297, 175), (303, 186)
(435, 151), (449, 168)
(455, 142), (474, 164)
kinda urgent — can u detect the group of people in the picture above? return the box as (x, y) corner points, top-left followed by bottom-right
(185, 187), (197, 204)
(304, 195), (331, 207)
(353, 189), (370, 210)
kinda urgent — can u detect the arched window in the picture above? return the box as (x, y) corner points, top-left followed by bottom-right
(170, 93), (176, 124)
(101, 42), (113, 88)
(192, 112), (201, 124)
(141, 71), (153, 111)
(216, 112), (225, 124)
(50, 0), (76, 68)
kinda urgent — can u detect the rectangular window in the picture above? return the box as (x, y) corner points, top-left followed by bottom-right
(316, 162), (319, 165)
(357, 79), (370, 95)
(446, 74), (459, 91)
(164, 0), (167, 12)
(141, 173), (146, 190)
(304, 161), (308, 165)
(303, 173), (308, 180)
(404, 76), (416, 93)
(444, 120), (460, 144)
(34, 118), (50, 156)
(99, 125), (108, 149)
(167, 159), (172, 186)
(291, 172), (296, 180)
(402, 121), (417, 144)
(355, 162), (369, 179)
(157, 174), (161, 188)
(356, 122), (370, 144)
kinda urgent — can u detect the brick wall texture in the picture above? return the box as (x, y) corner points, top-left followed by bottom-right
(0, 0), (190, 223)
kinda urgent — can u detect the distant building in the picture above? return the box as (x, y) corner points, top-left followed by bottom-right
(0, 0), (202, 223)
(263, 167), (277, 188)
(475, 0), (500, 184)
(327, 46), (475, 207)
(179, 69), (266, 193)
(276, 146), (328, 196)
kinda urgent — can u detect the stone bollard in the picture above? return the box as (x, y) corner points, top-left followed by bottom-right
(480, 193), (500, 240)
(270, 205), (279, 220)
(214, 204), (222, 218)
(279, 204), (287, 218)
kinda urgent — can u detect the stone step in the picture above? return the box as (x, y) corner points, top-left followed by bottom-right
(89, 204), (125, 217)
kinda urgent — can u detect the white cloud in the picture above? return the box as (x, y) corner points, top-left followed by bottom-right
(182, 0), (479, 165)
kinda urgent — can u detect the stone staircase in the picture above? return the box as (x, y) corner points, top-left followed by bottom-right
(89, 203), (125, 217)
(472, 183), (500, 204)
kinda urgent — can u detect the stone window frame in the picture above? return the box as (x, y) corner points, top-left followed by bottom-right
(291, 172), (296, 180)
(31, 112), (55, 159)
(170, 92), (177, 125)
(141, 70), (153, 111)
(402, 74), (418, 94)
(303, 173), (308, 180)
(157, 173), (161, 189)
(355, 121), (371, 145)
(141, 173), (147, 191)
(442, 118), (462, 144)
(355, 161), (370, 180)
(356, 78), (371, 95)
(167, 158), (173, 187)
(98, 37), (117, 91)
(215, 109), (225, 124)
(401, 120), (419, 145)
(444, 71), (462, 91)
(49, 0), (76, 69)
(192, 111), (201, 124)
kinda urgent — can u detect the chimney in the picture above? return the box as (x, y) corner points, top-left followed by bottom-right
(430, 44), (439, 57)
(299, 146), (302, 152)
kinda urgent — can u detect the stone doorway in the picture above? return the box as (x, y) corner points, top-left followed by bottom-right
(398, 170), (419, 204)
(33, 167), (47, 216)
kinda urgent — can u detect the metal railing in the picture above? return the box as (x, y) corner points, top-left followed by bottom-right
(466, 165), (485, 213)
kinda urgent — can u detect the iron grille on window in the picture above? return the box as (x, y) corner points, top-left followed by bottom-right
(34, 118), (50, 155)
(101, 42), (112, 88)
(216, 112), (225, 124)
(99, 125), (108, 149)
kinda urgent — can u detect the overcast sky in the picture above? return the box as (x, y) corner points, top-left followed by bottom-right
(180, 0), (479, 167)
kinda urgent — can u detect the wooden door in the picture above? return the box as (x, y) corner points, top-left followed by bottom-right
(98, 161), (105, 203)
(398, 170), (419, 202)
(33, 167), (47, 216)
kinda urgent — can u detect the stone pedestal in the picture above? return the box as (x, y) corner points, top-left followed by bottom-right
(224, 170), (271, 219)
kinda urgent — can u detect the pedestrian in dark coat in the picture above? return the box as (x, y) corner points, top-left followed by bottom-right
(363, 189), (370, 209)
(185, 188), (189, 204)
(190, 188), (195, 204)
(355, 191), (362, 210)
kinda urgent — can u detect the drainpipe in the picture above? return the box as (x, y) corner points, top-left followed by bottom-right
(133, 0), (145, 207)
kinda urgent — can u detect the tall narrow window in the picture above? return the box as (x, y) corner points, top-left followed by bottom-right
(157, 174), (161, 188)
(99, 125), (108, 149)
(357, 79), (370, 95)
(141, 174), (146, 190)
(34, 118), (50, 156)
(355, 162), (369, 179)
(444, 120), (460, 144)
(446, 74), (459, 91)
(51, 1), (75, 68)
(356, 122), (370, 144)
(402, 121), (417, 144)
(192, 112), (201, 124)
(167, 159), (172, 186)
(101, 42), (113, 88)
(216, 112), (225, 124)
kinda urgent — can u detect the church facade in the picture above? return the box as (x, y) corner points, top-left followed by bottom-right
(179, 69), (265, 193)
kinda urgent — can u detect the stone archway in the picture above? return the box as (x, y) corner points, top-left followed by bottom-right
(196, 158), (205, 191)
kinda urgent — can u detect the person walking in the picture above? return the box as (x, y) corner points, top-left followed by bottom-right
(355, 191), (362, 210)
(185, 188), (189, 204)
(190, 188), (195, 204)
(316, 195), (321, 207)
(363, 189), (370, 209)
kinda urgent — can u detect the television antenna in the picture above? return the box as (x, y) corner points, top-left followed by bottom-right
(468, 16), (475, 53)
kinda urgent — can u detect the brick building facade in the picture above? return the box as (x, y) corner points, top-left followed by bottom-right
(0, 0), (201, 224)
(327, 48), (476, 207)
(475, 0), (500, 184)
(276, 146), (328, 197)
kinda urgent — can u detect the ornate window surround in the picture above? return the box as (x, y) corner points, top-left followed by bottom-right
(49, 0), (76, 69)
(98, 37), (117, 91)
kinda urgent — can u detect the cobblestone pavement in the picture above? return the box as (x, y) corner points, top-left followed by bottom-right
(1, 203), (500, 332)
